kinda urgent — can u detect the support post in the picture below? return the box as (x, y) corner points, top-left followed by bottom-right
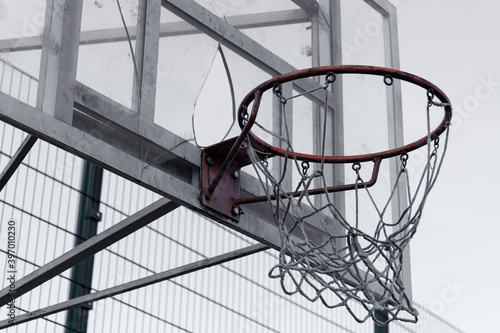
(374, 309), (389, 333)
(132, 0), (161, 120)
(65, 162), (103, 333)
(38, 0), (83, 124)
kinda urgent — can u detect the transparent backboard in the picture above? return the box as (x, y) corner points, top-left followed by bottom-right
(0, 0), (411, 308)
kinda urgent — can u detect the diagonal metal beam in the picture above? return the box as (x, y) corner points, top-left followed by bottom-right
(0, 134), (37, 192)
(162, 0), (332, 104)
(0, 243), (269, 328)
(0, 197), (179, 307)
(291, 0), (318, 14)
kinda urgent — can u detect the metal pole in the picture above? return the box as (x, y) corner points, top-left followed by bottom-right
(374, 310), (389, 333)
(0, 244), (269, 328)
(65, 161), (103, 333)
(0, 197), (178, 307)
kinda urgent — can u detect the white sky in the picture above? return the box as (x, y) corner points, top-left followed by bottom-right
(395, 1), (500, 332)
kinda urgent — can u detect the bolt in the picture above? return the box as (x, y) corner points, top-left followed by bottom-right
(232, 170), (239, 179)
(231, 206), (241, 216)
(206, 156), (214, 166)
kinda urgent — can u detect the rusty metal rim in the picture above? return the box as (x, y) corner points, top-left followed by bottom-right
(238, 65), (452, 164)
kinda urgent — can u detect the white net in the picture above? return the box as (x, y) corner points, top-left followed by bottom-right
(242, 72), (451, 325)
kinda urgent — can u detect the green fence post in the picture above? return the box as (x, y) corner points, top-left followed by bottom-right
(65, 162), (103, 332)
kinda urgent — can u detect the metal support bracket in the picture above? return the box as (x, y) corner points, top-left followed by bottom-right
(86, 209), (102, 222)
(200, 137), (254, 221)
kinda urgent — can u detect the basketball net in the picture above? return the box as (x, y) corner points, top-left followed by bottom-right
(243, 73), (450, 325)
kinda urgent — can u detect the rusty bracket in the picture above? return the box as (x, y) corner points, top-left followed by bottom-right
(200, 137), (255, 221)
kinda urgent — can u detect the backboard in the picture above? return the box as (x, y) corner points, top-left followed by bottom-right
(0, 0), (413, 322)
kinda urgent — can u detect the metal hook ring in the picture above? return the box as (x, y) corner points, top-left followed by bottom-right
(273, 83), (282, 97)
(325, 72), (336, 84)
(383, 75), (394, 86)
(427, 89), (435, 101)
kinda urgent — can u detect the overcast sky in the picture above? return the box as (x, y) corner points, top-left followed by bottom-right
(395, 1), (500, 332)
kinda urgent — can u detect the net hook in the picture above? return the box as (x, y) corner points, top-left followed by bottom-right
(301, 161), (310, 176)
(384, 75), (394, 86)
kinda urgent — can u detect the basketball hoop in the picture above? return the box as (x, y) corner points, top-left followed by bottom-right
(201, 65), (452, 324)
